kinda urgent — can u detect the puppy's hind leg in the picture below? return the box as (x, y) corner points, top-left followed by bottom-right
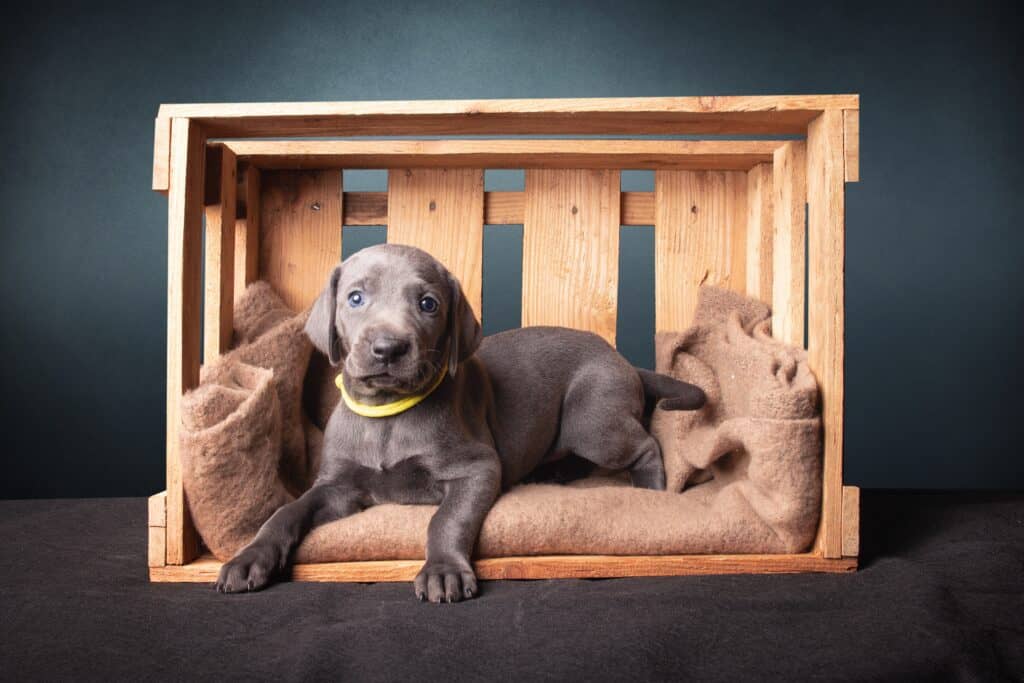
(626, 433), (666, 490)
(559, 411), (667, 491)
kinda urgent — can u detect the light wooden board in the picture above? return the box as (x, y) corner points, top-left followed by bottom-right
(148, 527), (167, 568)
(226, 139), (781, 170)
(745, 163), (773, 305)
(842, 485), (860, 558)
(259, 170), (344, 312)
(234, 165), (261, 301)
(807, 110), (846, 558)
(343, 191), (388, 226)
(203, 145), (237, 361)
(151, 552), (856, 583)
(521, 169), (620, 344)
(844, 109), (860, 183)
(771, 141), (808, 347)
(166, 118), (205, 565)
(386, 168), (485, 315)
(654, 170), (747, 332)
(148, 491), (167, 528)
(158, 95), (859, 138)
(152, 117), (171, 193)
(342, 191), (657, 227)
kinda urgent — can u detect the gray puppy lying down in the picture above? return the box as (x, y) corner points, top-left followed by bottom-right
(216, 244), (705, 602)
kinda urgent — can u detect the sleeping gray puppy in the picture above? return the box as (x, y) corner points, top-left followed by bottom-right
(216, 243), (705, 602)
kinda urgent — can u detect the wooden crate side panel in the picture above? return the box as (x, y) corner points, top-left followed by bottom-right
(771, 141), (808, 348)
(203, 145), (237, 360)
(151, 552), (856, 583)
(842, 485), (860, 558)
(234, 165), (261, 301)
(806, 110), (846, 558)
(654, 170), (747, 332)
(166, 118), (205, 565)
(158, 95), (860, 137)
(339, 190), (657, 227)
(259, 171), (344, 312)
(745, 163), (773, 305)
(386, 168), (485, 316)
(521, 169), (621, 344)
(152, 117), (171, 193)
(225, 139), (778, 170)
(844, 109), (860, 183)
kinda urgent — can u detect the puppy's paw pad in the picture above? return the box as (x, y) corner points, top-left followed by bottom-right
(214, 546), (279, 595)
(413, 562), (479, 604)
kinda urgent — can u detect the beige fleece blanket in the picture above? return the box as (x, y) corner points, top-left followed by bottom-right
(180, 282), (822, 562)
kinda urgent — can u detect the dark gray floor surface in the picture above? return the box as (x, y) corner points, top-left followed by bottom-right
(1, 491), (1022, 681)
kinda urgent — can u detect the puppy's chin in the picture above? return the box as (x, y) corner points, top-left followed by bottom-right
(344, 362), (434, 399)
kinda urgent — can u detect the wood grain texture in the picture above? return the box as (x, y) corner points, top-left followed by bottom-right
(234, 166), (261, 301)
(159, 95), (859, 137)
(522, 169), (620, 344)
(807, 110), (846, 558)
(148, 527), (167, 568)
(844, 109), (860, 183)
(842, 485), (860, 558)
(148, 491), (167, 528)
(386, 168), (485, 315)
(152, 117), (171, 193)
(203, 145), (237, 360)
(745, 163), (774, 305)
(621, 192), (655, 225)
(654, 170), (747, 332)
(771, 141), (808, 348)
(226, 139), (780, 170)
(483, 191), (524, 225)
(166, 117), (205, 565)
(150, 552), (856, 583)
(259, 170), (343, 312)
(343, 191), (388, 226)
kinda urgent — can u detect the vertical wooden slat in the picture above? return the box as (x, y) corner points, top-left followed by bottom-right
(166, 117), (205, 565)
(807, 110), (846, 558)
(522, 169), (620, 344)
(654, 170), (747, 332)
(843, 109), (860, 183)
(771, 141), (807, 347)
(204, 145), (237, 360)
(259, 170), (343, 312)
(842, 485), (860, 558)
(234, 165), (261, 301)
(152, 116), (171, 193)
(745, 163), (773, 305)
(386, 168), (484, 315)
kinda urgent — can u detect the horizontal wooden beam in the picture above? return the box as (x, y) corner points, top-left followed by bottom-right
(224, 139), (783, 171)
(340, 191), (658, 226)
(159, 95), (858, 137)
(151, 552), (856, 583)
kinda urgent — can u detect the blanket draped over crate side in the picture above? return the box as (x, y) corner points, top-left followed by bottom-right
(179, 282), (822, 562)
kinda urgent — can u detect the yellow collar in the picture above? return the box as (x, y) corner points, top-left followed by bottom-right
(336, 370), (447, 418)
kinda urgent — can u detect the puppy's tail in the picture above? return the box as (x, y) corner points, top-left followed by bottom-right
(636, 368), (706, 411)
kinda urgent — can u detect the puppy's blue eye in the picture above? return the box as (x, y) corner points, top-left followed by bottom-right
(348, 291), (364, 307)
(419, 296), (439, 313)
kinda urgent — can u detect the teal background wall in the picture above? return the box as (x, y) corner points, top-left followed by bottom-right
(1, 1), (1020, 496)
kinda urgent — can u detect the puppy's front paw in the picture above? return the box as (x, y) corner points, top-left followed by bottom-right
(214, 544), (281, 594)
(413, 558), (478, 603)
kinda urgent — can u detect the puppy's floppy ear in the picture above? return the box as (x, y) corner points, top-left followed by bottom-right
(447, 274), (482, 376)
(305, 264), (344, 366)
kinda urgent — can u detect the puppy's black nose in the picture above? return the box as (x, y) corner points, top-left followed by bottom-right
(371, 337), (410, 363)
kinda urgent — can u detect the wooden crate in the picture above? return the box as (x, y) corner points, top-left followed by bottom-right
(149, 96), (861, 582)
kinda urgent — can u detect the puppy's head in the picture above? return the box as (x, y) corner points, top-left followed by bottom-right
(305, 244), (481, 400)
